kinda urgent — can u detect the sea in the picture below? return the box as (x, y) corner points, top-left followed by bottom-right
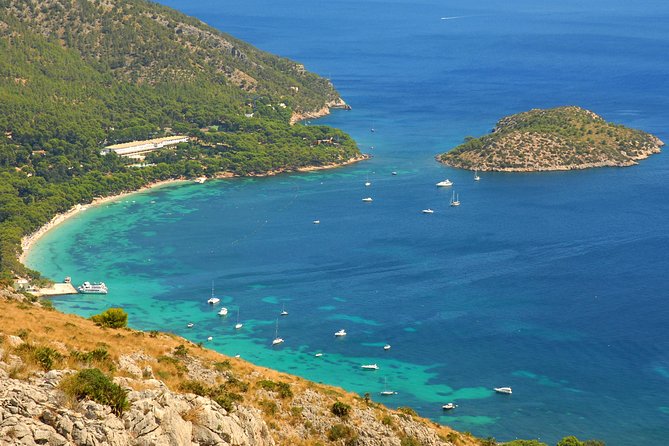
(25, 0), (669, 444)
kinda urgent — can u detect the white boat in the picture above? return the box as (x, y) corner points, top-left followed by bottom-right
(335, 329), (347, 337)
(474, 169), (480, 181)
(235, 309), (243, 329)
(422, 208), (434, 214)
(187, 322), (194, 328)
(218, 307), (228, 316)
(361, 364), (379, 370)
(383, 344), (391, 350)
(391, 171), (397, 176)
(272, 319), (284, 345)
(442, 403), (458, 410)
(313, 220), (320, 224)
(77, 281), (108, 294)
(207, 336), (213, 341)
(380, 377), (397, 395)
(436, 179), (453, 187)
(365, 181), (371, 187)
(362, 197), (373, 202)
(494, 387), (512, 394)
(207, 281), (220, 304)
(450, 191), (460, 207)
(315, 353), (323, 357)
(194, 177), (206, 184)
(280, 304), (288, 316)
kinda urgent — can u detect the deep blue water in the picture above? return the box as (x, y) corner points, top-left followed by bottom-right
(26, 0), (669, 444)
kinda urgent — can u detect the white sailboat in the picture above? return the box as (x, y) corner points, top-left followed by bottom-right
(207, 281), (220, 305)
(235, 308), (243, 329)
(474, 169), (480, 181)
(450, 191), (460, 207)
(280, 304), (288, 316)
(365, 173), (371, 187)
(272, 319), (284, 345)
(380, 377), (397, 396)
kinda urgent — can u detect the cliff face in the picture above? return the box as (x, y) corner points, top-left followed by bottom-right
(439, 106), (664, 172)
(0, 290), (475, 446)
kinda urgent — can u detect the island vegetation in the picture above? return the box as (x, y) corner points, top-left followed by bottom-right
(438, 106), (663, 172)
(0, 0), (361, 280)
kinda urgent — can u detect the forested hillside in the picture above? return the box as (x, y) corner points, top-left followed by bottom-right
(0, 0), (359, 280)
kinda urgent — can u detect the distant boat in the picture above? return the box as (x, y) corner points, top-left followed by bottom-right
(313, 220), (320, 224)
(362, 197), (373, 202)
(380, 377), (397, 395)
(194, 177), (206, 184)
(436, 179), (453, 187)
(272, 319), (284, 345)
(335, 329), (347, 337)
(422, 208), (434, 214)
(494, 387), (512, 394)
(77, 281), (108, 294)
(280, 304), (288, 316)
(383, 344), (391, 350)
(187, 322), (194, 328)
(315, 353), (323, 357)
(365, 174), (371, 187)
(442, 402), (458, 410)
(218, 307), (228, 316)
(207, 336), (213, 341)
(391, 171), (397, 176)
(207, 281), (220, 304)
(361, 364), (379, 370)
(450, 191), (460, 207)
(474, 169), (480, 181)
(235, 309), (243, 329)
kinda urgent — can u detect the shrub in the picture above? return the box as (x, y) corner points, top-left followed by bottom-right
(397, 406), (417, 417)
(327, 424), (357, 443)
(34, 346), (63, 371)
(90, 308), (128, 328)
(504, 440), (547, 446)
(258, 379), (293, 398)
(331, 401), (351, 418)
(173, 344), (189, 357)
(179, 380), (208, 396)
(400, 437), (421, 446)
(60, 368), (129, 416)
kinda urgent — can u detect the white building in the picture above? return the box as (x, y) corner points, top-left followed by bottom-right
(101, 136), (189, 159)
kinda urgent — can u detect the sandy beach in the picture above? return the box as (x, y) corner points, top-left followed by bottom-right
(19, 155), (369, 267)
(19, 178), (188, 265)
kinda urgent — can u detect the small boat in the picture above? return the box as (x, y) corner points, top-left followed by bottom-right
(371, 128), (376, 133)
(474, 169), (480, 181)
(207, 336), (213, 341)
(272, 319), (284, 345)
(380, 377), (397, 395)
(313, 220), (320, 224)
(436, 179), (453, 187)
(494, 387), (512, 394)
(365, 181), (371, 187)
(187, 322), (194, 328)
(207, 281), (220, 304)
(383, 344), (391, 350)
(218, 307), (228, 316)
(442, 403), (458, 410)
(194, 177), (206, 184)
(362, 197), (373, 202)
(422, 209), (434, 214)
(77, 281), (108, 294)
(361, 364), (379, 370)
(235, 309), (243, 329)
(450, 191), (460, 207)
(335, 329), (347, 337)
(280, 304), (288, 316)
(315, 353), (323, 357)
(391, 171), (397, 176)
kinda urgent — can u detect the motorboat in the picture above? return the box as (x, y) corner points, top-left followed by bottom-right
(361, 364), (379, 370)
(494, 387), (512, 394)
(436, 179), (453, 187)
(442, 403), (458, 410)
(335, 329), (347, 337)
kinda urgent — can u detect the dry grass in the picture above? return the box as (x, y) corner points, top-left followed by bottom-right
(0, 297), (482, 446)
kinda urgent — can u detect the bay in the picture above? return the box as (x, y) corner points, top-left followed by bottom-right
(26, 0), (669, 444)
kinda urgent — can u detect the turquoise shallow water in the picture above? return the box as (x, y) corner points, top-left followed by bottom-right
(26, 0), (669, 444)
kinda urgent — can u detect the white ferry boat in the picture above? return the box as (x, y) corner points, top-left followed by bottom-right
(77, 281), (108, 294)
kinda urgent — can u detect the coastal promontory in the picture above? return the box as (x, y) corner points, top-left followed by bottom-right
(438, 106), (663, 171)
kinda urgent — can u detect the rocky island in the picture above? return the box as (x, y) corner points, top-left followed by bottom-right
(438, 106), (663, 171)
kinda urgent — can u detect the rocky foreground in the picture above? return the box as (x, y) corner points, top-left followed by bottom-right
(439, 106), (663, 172)
(0, 290), (475, 446)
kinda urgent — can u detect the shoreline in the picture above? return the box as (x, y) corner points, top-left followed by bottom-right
(19, 155), (368, 268)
